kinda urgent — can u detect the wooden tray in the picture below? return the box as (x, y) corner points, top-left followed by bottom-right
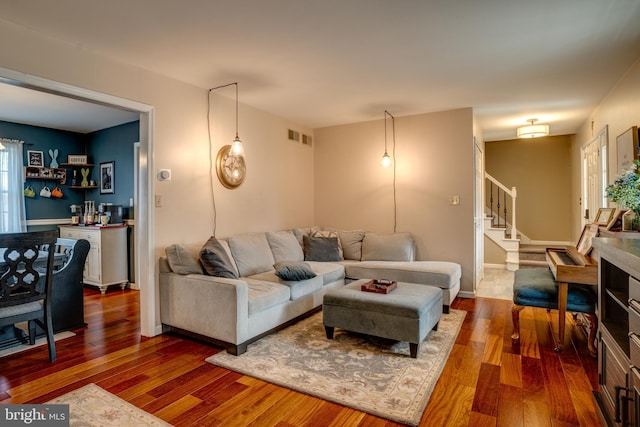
(361, 279), (397, 294)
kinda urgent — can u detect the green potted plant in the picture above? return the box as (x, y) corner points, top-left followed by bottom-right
(606, 159), (640, 230)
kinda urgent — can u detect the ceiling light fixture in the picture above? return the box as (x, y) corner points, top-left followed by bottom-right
(381, 110), (395, 167)
(210, 82), (245, 157)
(517, 118), (549, 139)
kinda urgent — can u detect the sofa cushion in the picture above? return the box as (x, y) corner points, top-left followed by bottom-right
(245, 279), (291, 316)
(165, 244), (203, 275)
(361, 232), (415, 262)
(337, 230), (366, 260)
(266, 231), (304, 263)
(303, 235), (341, 262)
(199, 237), (239, 279)
(228, 233), (275, 277)
(344, 261), (460, 289)
(292, 226), (320, 246)
(248, 271), (323, 300)
(273, 261), (316, 281)
(305, 261), (345, 285)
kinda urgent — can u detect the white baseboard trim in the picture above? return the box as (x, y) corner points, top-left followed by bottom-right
(484, 263), (508, 270)
(458, 290), (475, 299)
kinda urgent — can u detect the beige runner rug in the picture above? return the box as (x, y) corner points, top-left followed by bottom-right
(47, 383), (171, 426)
(206, 309), (465, 426)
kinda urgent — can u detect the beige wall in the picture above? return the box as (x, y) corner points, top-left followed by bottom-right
(574, 57), (640, 242)
(0, 19), (315, 333)
(485, 135), (574, 242)
(314, 108), (476, 295)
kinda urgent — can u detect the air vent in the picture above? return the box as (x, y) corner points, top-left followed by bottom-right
(288, 129), (300, 142)
(302, 134), (313, 146)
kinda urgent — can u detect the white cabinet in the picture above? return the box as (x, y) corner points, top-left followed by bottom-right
(59, 225), (128, 294)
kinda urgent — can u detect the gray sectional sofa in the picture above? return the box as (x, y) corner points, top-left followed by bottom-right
(159, 227), (461, 355)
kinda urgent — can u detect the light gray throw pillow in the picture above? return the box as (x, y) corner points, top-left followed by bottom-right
(165, 244), (203, 275)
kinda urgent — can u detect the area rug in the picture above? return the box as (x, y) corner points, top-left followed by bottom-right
(47, 383), (171, 426)
(206, 309), (466, 426)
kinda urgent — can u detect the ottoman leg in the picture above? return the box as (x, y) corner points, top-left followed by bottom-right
(410, 343), (419, 358)
(511, 305), (525, 342)
(325, 326), (334, 339)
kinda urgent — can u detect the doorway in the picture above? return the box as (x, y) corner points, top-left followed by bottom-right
(581, 126), (608, 229)
(0, 67), (156, 337)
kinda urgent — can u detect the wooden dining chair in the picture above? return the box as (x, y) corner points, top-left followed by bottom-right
(0, 230), (58, 361)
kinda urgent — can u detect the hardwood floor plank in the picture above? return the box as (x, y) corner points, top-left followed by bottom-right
(0, 289), (602, 427)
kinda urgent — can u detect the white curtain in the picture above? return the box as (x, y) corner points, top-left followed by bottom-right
(0, 138), (26, 233)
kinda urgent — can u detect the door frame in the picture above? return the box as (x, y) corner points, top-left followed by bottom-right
(0, 67), (157, 337)
(581, 125), (608, 230)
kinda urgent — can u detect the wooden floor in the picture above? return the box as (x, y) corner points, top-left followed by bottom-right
(0, 289), (601, 426)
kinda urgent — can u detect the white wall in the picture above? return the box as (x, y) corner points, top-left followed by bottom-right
(314, 108), (476, 296)
(0, 18), (315, 334)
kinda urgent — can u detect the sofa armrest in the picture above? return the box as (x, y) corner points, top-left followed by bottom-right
(159, 269), (250, 345)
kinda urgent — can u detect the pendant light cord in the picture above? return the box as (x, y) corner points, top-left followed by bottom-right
(207, 82), (239, 236)
(384, 110), (398, 233)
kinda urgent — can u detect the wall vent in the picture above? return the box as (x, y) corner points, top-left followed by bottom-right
(302, 134), (313, 146)
(288, 129), (300, 142)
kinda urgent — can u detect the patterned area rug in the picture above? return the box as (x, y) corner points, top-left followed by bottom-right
(206, 309), (466, 426)
(47, 383), (171, 426)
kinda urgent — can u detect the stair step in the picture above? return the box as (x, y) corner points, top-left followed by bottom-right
(518, 260), (549, 269)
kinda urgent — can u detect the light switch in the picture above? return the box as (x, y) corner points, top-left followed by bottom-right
(155, 195), (162, 207)
(450, 195), (460, 206)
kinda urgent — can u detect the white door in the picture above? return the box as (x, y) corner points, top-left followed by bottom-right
(582, 126), (608, 227)
(474, 139), (484, 290)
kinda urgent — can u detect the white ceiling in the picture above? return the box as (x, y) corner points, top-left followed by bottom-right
(1, 0), (640, 140)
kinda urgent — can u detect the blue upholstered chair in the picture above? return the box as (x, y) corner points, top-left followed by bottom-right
(511, 269), (597, 357)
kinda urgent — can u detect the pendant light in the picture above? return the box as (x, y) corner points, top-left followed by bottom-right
(210, 82), (245, 157)
(517, 118), (549, 138)
(381, 110), (395, 167)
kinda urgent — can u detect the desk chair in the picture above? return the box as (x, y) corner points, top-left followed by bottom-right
(0, 230), (58, 362)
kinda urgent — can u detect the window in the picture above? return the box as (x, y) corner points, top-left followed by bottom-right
(0, 139), (26, 233)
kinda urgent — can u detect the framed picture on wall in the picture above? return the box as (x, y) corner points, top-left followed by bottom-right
(616, 126), (639, 174)
(27, 150), (44, 167)
(99, 161), (115, 194)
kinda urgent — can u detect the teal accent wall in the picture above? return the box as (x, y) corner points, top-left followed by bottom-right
(84, 121), (139, 216)
(0, 119), (139, 229)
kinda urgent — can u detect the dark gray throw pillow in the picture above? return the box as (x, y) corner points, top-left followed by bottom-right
(200, 236), (239, 279)
(274, 261), (317, 281)
(303, 235), (341, 262)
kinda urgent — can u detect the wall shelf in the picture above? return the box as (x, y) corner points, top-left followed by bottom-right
(24, 166), (66, 184)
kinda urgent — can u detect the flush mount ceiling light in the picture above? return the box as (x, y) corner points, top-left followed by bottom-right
(517, 118), (549, 138)
(381, 110), (395, 167)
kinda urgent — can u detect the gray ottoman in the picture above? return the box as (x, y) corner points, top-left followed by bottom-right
(323, 279), (443, 358)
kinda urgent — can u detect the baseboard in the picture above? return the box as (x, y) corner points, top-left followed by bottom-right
(458, 290), (475, 299)
(484, 263), (507, 270)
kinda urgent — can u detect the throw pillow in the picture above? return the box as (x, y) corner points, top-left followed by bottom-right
(166, 244), (203, 275)
(228, 233), (276, 277)
(200, 236), (239, 279)
(311, 230), (344, 260)
(273, 261), (317, 281)
(303, 235), (341, 262)
(337, 229), (366, 260)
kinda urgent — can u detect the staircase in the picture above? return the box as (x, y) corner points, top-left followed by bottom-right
(517, 244), (549, 269)
(484, 173), (520, 271)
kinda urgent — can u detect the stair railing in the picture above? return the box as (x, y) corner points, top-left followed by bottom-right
(485, 172), (517, 238)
